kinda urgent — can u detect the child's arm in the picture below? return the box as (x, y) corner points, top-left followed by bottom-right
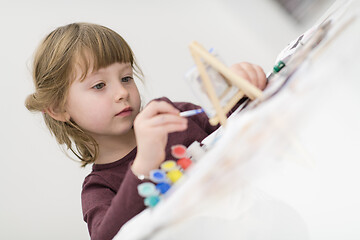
(82, 101), (188, 240)
(82, 170), (145, 240)
(131, 101), (188, 176)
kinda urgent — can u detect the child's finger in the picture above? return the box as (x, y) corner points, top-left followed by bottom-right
(141, 101), (180, 118)
(147, 113), (187, 127)
(230, 64), (250, 81)
(253, 64), (267, 89)
(239, 63), (260, 88)
(154, 122), (188, 134)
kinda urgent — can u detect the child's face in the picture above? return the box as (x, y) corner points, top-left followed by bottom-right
(64, 62), (141, 140)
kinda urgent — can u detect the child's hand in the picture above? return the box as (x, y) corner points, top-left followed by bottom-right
(230, 62), (267, 90)
(131, 101), (188, 176)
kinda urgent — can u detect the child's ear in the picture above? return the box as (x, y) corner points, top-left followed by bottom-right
(45, 106), (70, 122)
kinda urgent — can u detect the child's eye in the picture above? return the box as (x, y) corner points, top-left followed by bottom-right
(93, 82), (105, 90)
(122, 76), (133, 83)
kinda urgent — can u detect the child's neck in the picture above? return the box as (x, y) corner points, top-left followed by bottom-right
(94, 129), (137, 165)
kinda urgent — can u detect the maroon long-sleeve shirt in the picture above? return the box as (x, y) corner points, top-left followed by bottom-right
(81, 97), (245, 240)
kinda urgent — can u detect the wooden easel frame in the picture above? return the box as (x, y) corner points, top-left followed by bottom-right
(189, 41), (263, 126)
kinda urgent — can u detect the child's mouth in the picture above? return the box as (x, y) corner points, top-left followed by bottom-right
(116, 107), (133, 117)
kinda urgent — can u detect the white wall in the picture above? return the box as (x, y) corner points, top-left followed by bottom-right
(0, 0), (333, 239)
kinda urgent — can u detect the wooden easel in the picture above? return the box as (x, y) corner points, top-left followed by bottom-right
(189, 41), (263, 126)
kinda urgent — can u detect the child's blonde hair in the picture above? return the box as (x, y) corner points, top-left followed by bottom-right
(25, 22), (142, 167)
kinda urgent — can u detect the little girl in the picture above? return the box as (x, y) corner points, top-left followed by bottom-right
(25, 23), (267, 240)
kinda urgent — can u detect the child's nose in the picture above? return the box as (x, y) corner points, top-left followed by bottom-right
(114, 82), (129, 101)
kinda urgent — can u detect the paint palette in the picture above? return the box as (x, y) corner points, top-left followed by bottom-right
(137, 144), (194, 208)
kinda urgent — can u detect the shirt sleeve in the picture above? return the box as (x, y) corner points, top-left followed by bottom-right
(81, 166), (145, 240)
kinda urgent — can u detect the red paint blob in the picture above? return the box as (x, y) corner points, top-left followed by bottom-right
(177, 157), (192, 170)
(171, 144), (187, 158)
